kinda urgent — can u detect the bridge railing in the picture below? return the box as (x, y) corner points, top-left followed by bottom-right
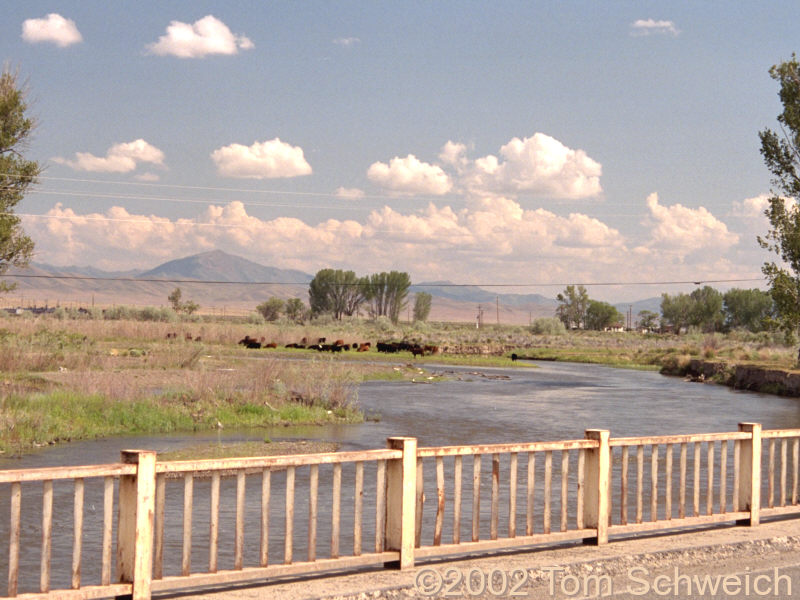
(1, 424), (800, 599)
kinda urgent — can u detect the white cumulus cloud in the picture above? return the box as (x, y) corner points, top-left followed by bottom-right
(367, 155), (452, 195)
(211, 139), (312, 179)
(462, 133), (602, 199)
(643, 192), (738, 252)
(147, 15), (253, 58)
(22, 13), (82, 47)
(630, 19), (679, 36)
(53, 139), (165, 173)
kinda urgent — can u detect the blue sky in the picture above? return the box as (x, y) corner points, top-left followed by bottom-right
(2, 2), (798, 301)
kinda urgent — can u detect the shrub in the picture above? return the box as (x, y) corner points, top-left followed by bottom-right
(530, 317), (566, 335)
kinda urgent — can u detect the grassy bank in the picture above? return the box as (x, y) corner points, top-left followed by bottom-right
(0, 313), (796, 455)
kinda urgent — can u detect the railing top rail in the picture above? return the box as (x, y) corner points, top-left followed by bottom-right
(0, 463), (136, 483)
(417, 439), (597, 458)
(609, 432), (751, 447)
(156, 448), (402, 474)
(762, 429), (800, 439)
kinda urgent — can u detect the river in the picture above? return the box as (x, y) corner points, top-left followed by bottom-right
(2, 361), (800, 592)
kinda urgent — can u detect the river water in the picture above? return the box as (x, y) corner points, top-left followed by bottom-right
(2, 361), (800, 592)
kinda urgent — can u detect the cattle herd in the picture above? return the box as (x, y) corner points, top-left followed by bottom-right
(236, 335), (440, 356)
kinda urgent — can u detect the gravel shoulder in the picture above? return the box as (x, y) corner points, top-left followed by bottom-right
(160, 517), (800, 600)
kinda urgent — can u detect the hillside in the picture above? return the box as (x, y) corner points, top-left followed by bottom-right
(1, 250), (658, 324)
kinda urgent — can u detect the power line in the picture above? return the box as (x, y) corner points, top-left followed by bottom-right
(0, 272), (765, 287)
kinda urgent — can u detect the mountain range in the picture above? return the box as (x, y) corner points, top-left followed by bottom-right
(3, 250), (661, 323)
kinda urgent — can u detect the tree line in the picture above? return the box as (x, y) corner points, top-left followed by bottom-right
(255, 269), (433, 324)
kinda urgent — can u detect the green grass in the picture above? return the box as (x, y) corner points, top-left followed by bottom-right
(0, 390), (362, 455)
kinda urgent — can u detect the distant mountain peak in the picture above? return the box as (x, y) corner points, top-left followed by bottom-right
(139, 250), (312, 284)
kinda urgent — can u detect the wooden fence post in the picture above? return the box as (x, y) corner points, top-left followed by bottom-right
(583, 430), (610, 544)
(385, 437), (417, 569)
(738, 423), (762, 526)
(117, 450), (156, 600)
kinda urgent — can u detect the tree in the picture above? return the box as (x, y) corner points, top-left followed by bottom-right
(555, 285), (589, 329)
(308, 269), (365, 320)
(0, 68), (38, 292)
(660, 292), (692, 331)
(284, 298), (306, 323)
(412, 291), (432, 322)
(585, 300), (623, 331)
(688, 286), (724, 332)
(723, 288), (774, 332)
(256, 297), (284, 321)
(364, 271), (411, 323)
(168, 287), (199, 315)
(759, 54), (800, 335)
(637, 310), (659, 331)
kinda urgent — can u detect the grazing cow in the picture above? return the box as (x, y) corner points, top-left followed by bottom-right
(357, 343), (371, 352)
(194, 336), (202, 342)
(411, 345), (425, 358)
(238, 335), (261, 349)
(185, 333), (193, 341)
(334, 339), (345, 347)
(264, 342), (278, 349)
(318, 337), (327, 344)
(423, 345), (439, 356)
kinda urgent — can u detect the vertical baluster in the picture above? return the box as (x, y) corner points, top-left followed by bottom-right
(679, 443), (687, 518)
(577, 449), (585, 530)
(235, 471), (245, 570)
(375, 461), (386, 553)
(72, 478), (84, 589)
(285, 466), (296, 564)
(719, 442), (727, 514)
(182, 474), (193, 576)
(491, 454), (500, 540)
(41, 480), (53, 593)
(526, 452), (535, 536)
(102, 476), (114, 586)
(543, 451), (552, 534)
(768, 439), (775, 508)
(707, 442), (714, 515)
(331, 463), (341, 558)
(472, 455), (481, 542)
(453, 456), (462, 544)
(560, 450), (569, 532)
(209, 472), (219, 573)
(415, 459), (424, 547)
(154, 473), (166, 579)
(636, 445), (644, 524)
(620, 447), (629, 525)
(434, 457), (445, 546)
(651, 445), (659, 522)
(665, 444), (673, 520)
(781, 439), (788, 507)
(793, 439), (799, 505)
(354, 462), (364, 556)
(509, 452), (518, 537)
(693, 442), (701, 517)
(308, 464), (318, 561)
(733, 441), (740, 512)
(8, 482), (20, 598)
(261, 468), (271, 567)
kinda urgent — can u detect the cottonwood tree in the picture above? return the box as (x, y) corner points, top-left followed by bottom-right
(759, 54), (800, 336)
(308, 269), (365, 320)
(284, 298), (306, 323)
(556, 285), (589, 329)
(363, 271), (411, 323)
(256, 297), (284, 321)
(412, 291), (432, 322)
(0, 68), (38, 292)
(585, 300), (623, 331)
(722, 288), (773, 332)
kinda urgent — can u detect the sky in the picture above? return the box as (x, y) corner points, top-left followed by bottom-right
(2, 1), (799, 302)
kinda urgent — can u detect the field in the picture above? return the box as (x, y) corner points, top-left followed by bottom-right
(0, 310), (796, 455)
